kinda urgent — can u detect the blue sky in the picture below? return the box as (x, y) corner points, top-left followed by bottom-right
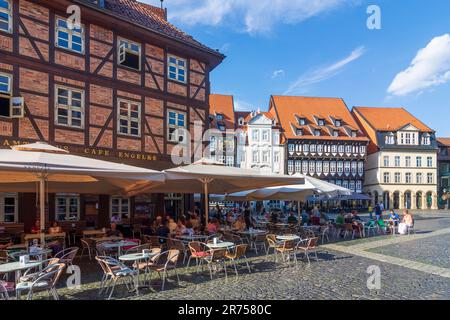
(145, 0), (450, 137)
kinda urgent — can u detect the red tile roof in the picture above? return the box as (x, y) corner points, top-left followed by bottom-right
(82, 0), (222, 57)
(352, 107), (434, 132)
(269, 96), (368, 141)
(209, 94), (236, 130)
(438, 138), (450, 146)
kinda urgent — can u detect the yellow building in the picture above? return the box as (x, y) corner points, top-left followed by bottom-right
(352, 107), (438, 210)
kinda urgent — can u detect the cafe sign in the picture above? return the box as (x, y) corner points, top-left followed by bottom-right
(0, 138), (158, 162)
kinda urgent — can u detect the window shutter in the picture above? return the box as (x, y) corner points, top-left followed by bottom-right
(119, 42), (126, 64)
(10, 97), (24, 118)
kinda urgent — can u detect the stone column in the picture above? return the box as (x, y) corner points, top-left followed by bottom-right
(411, 193), (417, 210)
(399, 193), (405, 210)
(422, 193), (427, 210)
(432, 193), (438, 210)
(389, 192), (394, 210)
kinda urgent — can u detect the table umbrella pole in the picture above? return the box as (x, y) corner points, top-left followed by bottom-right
(204, 181), (209, 225)
(39, 176), (45, 246)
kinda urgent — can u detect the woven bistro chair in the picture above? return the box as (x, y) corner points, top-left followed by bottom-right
(251, 233), (267, 254)
(95, 256), (136, 300)
(16, 263), (66, 300)
(224, 244), (251, 276)
(201, 248), (228, 281)
(54, 247), (79, 269)
(80, 238), (95, 260)
(295, 237), (319, 265)
(167, 238), (189, 265)
(186, 241), (210, 272)
(275, 240), (296, 265)
(149, 249), (181, 291)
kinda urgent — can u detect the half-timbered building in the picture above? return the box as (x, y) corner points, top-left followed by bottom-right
(269, 96), (369, 194)
(0, 0), (224, 233)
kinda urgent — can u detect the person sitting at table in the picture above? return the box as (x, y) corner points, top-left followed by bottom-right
(287, 212), (298, 224)
(398, 209), (414, 235)
(156, 220), (170, 244)
(335, 211), (345, 225)
(206, 218), (219, 234)
(175, 219), (187, 236)
(106, 222), (123, 238)
(184, 221), (195, 236)
(30, 220), (40, 234)
(270, 211), (279, 223)
(388, 209), (400, 226)
(301, 211), (309, 225)
(226, 212), (235, 226)
(168, 218), (177, 236)
(189, 213), (200, 231)
(48, 221), (62, 234)
(110, 213), (122, 224)
(233, 215), (246, 232)
(344, 212), (353, 224)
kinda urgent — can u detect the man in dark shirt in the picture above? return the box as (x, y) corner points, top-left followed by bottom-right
(287, 212), (298, 224)
(156, 220), (170, 244)
(243, 206), (252, 229)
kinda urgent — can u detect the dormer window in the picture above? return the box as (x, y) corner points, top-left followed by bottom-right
(351, 130), (357, 138)
(314, 129), (321, 136)
(296, 129), (303, 136)
(216, 113), (224, 121)
(398, 131), (419, 146)
(298, 117), (306, 125)
(218, 125), (226, 131)
(318, 119), (325, 126)
(385, 132), (395, 145)
(335, 119), (342, 127)
(238, 117), (244, 126)
(333, 130), (339, 137)
(421, 133), (431, 146)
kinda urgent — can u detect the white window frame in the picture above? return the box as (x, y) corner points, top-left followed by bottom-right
(55, 85), (84, 128)
(294, 160), (301, 173)
(427, 173), (434, 184)
(395, 172), (401, 183)
(383, 156), (390, 167)
(287, 160), (294, 173)
(299, 161), (307, 174)
(0, 193), (17, 223)
(356, 180), (362, 191)
(110, 196), (130, 221)
(323, 161), (330, 174)
(383, 172), (390, 184)
(405, 156), (411, 167)
(416, 173), (423, 184)
(0, 72), (22, 119)
(262, 150), (269, 163)
(55, 17), (84, 54)
(118, 99), (141, 137)
(55, 193), (80, 222)
(168, 54), (187, 83)
(167, 109), (187, 143)
(252, 129), (259, 142)
(330, 161), (337, 174)
(0, 0), (12, 33)
(252, 150), (259, 163)
(427, 157), (433, 167)
(416, 156), (422, 167)
(262, 130), (269, 142)
(118, 38), (141, 71)
(405, 173), (412, 184)
(394, 156), (400, 167)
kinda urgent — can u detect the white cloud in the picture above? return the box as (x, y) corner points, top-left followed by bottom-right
(387, 34), (450, 96)
(272, 69), (285, 79)
(234, 99), (254, 111)
(284, 46), (365, 94)
(153, 0), (352, 34)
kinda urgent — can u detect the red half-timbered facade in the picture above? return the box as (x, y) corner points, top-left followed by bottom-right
(0, 0), (224, 233)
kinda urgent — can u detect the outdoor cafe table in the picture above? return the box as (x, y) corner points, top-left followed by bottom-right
(276, 235), (300, 241)
(9, 248), (52, 262)
(82, 230), (106, 237)
(101, 240), (136, 256)
(92, 236), (123, 243)
(6, 243), (27, 250)
(119, 252), (158, 296)
(176, 235), (208, 242)
(0, 260), (42, 284)
(237, 229), (266, 236)
(24, 232), (66, 244)
(206, 241), (235, 250)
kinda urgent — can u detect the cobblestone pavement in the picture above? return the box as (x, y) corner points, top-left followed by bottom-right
(368, 234), (450, 269)
(27, 211), (450, 300)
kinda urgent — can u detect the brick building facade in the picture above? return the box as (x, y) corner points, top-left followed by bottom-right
(0, 0), (223, 232)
